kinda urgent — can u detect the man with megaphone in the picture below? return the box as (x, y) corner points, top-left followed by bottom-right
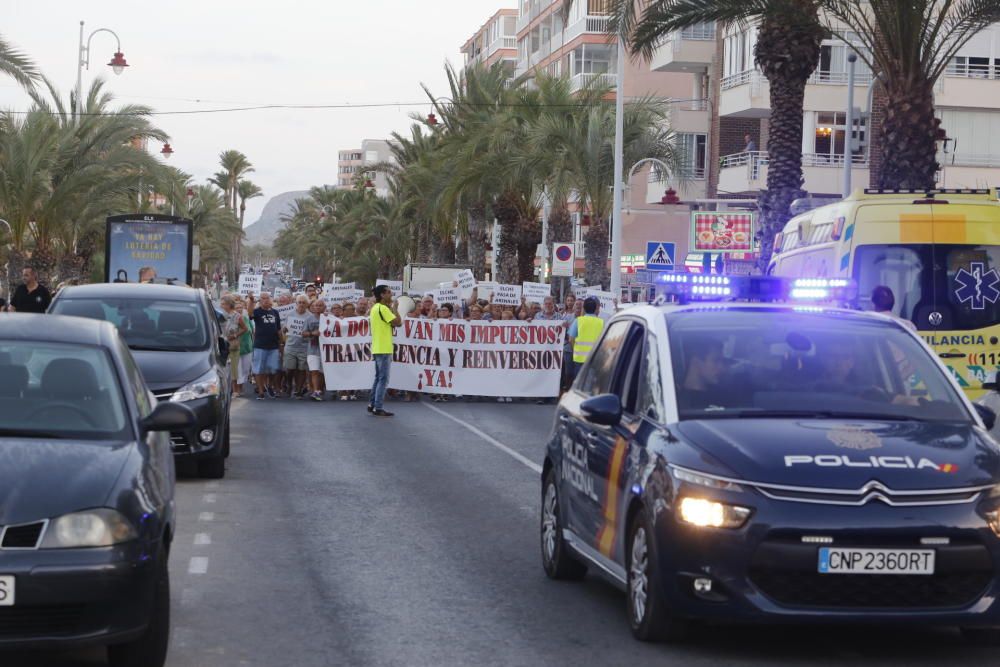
(368, 284), (403, 416)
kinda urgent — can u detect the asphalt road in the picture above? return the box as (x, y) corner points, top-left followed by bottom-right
(7, 396), (1000, 666)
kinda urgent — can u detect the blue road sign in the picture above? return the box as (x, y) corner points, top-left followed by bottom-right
(646, 241), (675, 270)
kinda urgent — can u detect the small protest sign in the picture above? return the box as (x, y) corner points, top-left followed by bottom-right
(376, 279), (403, 294)
(454, 269), (477, 292)
(522, 281), (550, 303)
(238, 274), (263, 297)
(492, 284), (522, 306)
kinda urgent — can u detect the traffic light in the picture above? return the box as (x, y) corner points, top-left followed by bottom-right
(314, 275), (324, 288)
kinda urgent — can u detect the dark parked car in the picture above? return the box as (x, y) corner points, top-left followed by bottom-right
(0, 313), (194, 666)
(50, 283), (232, 478)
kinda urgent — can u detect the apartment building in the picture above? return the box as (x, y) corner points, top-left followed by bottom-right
(513, 0), (705, 276)
(462, 9), (518, 73)
(644, 21), (1000, 202)
(335, 140), (394, 197)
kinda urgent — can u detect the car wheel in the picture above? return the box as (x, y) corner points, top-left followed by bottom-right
(222, 421), (231, 459)
(541, 470), (587, 580)
(961, 627), (1000, 646)
(107, 547), (170, 667)
(198, 454), (225, 479)
(626, 506), (689, 643)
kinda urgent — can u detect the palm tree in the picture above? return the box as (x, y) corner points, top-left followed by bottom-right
(0, 34), (39, 89)
(217, 150), (254, 280)
(602, 0), (827, 270)
(822, 0), (1000, 189)
(237, 179), (263, 231)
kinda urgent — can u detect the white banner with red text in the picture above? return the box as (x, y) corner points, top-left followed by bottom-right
(318, 317), (565, 396)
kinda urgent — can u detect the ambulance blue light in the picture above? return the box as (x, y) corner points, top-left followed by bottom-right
(791, 287), (830, 299)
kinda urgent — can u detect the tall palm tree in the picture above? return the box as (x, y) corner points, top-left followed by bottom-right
(237, 179), (263, 229)
(217, 150), (254, 280)
(603, 0), (827, 269)
(0, 34), (39, 89)
(822, 0), (1000, 189)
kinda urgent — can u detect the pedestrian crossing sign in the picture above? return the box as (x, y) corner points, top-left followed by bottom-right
(646, 242), (675, 270)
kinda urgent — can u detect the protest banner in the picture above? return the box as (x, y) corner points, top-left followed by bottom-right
(522, 281), (550, 303)
(319, 318), (564, 397)
(477, 281), (497, 301)
(376, 279), (403, 294)
(454, 269), (477, 293)
(238, 274), (263, 297)
(492, 284), (522, 306)
(274, 303), (297, 322)
(436, 286), (461, 305)
(323, 282), (357, 303)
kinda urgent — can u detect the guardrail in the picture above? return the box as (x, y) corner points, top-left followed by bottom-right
(678, 23), (716, 40)
(945, 63), (999, 79)
(943, 154), (1000, 167)
(721, 69), (753, 90)
(807, 70), (874, 85)
(570, 72), (616, 91)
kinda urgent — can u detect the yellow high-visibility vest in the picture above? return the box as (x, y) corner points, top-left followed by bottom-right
(573, 315), (604, 363)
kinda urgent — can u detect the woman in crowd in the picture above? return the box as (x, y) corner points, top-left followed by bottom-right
(220, 294), (249, 396)
(234, 297), (255, 396)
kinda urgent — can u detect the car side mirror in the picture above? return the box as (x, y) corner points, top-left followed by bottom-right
(974, 403), (997, 431)
(982, 381), (999, 392)
(141, 401), (196, 433)
(580, 393), (623, 427)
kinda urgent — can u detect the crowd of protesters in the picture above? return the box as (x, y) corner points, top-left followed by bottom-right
(213, 282), (598, 405)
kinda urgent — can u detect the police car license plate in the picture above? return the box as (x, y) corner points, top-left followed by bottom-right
(0, 576), (13, 606)
(818, 548), (935, 575)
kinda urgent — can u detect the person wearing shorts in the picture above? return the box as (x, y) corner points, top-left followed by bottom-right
(251, 293), (283, 399)
(282, 295), (312, 398)
(304, 299), (325, 401)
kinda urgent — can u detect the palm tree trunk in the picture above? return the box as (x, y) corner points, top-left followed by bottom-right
(584, 216), (610, 289)
(494, 192), (520, 285)
(877, 78), (939, 190)
(754, 12), (824, 271)
(516, 216), (541, 284)
(455, 235), (468, 266)
(416, 222), (432, 263)
(467, 203), (488, 279)
(546, 204), (573, 298)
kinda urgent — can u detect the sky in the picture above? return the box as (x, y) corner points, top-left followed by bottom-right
(1, 0), (515, 226)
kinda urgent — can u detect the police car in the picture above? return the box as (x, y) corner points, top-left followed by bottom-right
(541, 275), (1000, 642)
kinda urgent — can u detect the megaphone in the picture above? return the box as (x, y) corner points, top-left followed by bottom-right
(396, 294), (416, 317)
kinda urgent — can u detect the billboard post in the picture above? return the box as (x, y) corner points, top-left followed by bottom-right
(105, 214), (193, 285)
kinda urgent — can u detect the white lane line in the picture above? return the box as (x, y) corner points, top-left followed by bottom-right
(198, 512), (214, 522)
(188, 556), (209, 574)
(206, 481), (220, 490)
(422, 402), (543, 474)
(193, 533), (212, 546)
(203, 493), (217, 504)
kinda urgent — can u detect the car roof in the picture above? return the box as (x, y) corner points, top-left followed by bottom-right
(614, 302), (906, 329)
(56, 282), (204, 301)
(0, 312), (117, 347)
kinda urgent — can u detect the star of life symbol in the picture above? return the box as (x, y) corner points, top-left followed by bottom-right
(954, 262), (1000, 311)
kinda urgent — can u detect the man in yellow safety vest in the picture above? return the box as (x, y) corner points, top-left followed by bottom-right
(568, 296), (603, 385)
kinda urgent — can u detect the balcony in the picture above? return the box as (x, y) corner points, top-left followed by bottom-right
(718, 151), (870, 195)
(935, 66), (1000, 108)
(570, 72), (616, 92)
(939, 154), (1000, 189)
(720, 68), (874, 118)
(649, 24), (716, 72)
(646, 169), (708, 203)
(564, 14), (612, 44)
(669, 100), (710, 133)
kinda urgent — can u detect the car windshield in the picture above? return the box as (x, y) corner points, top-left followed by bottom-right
(51, 297), (209, 352)
(0, 340), (129, 440)
(666, 309), (971, 423)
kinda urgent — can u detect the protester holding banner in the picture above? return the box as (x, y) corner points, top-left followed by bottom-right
(282, 295), (312, 398)
(368, 284), (401, 417)
(252, 293), (283, 400)
(569, 296), (604, 384)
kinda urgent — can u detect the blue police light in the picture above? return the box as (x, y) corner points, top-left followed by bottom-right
(652, 274), (857, 305)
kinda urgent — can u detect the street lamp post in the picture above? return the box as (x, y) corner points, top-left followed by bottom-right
(0, 218), (11, 308)
(75, 20), (128, 121)
(843, 53), (858, 198)
(609, 35), (626, 297)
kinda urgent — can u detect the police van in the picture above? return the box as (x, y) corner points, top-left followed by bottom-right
(543, 274), (1000, 642)
(768, 188), (1000, 398)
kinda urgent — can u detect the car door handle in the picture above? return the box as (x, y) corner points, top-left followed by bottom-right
(939, 352), (965, 359)
(558, 415), (570, 423)
(584, 431), (601, 448)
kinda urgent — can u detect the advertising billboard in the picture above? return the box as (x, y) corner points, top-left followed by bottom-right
(105, 214), (193, 285)
(690, 211), (756, 254)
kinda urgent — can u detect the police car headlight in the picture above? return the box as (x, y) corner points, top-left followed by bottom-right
(678, 497), (751, 529)
(984, 509), (1000, 537)
(671, 466), (743, 492)
(170, 369), (220, 402)
(40, 509), (137, 548)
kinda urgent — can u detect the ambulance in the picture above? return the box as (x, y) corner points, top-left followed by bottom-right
(769, 188), (1000, 398)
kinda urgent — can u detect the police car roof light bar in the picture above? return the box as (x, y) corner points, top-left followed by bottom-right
(652, 274), (857, 306)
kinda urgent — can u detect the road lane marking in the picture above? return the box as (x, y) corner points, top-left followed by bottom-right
(206, 481), (220, 490)
(188, 556), (209, 574)
(203, 493), (217, 504)
(422, 402), (543, 474)
(198, 512), (214, 522)
(194, 533), (212, 545)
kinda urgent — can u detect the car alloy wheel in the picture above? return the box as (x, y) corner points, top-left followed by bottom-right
(629, 526), (649, 624)
(540, 471), (587, 580)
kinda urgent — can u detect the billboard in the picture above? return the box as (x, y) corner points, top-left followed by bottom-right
(691, 212), (755, 254)
(105, 214), (193, 285)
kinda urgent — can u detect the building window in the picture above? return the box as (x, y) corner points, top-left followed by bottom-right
(571, 44), (614, 75)
(678, 133), (708, 178)
(948, 55), (997, 78)
(813, 111), (866, 161)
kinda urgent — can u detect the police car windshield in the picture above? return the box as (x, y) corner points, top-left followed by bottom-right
(666, 309), (971, 423)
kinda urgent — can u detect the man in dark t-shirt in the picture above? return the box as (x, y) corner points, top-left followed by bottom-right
(251, 292), (282, 399)
(8, 267), (51, 313)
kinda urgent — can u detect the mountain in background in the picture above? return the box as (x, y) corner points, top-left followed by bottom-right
(242, 190), (309, 246)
